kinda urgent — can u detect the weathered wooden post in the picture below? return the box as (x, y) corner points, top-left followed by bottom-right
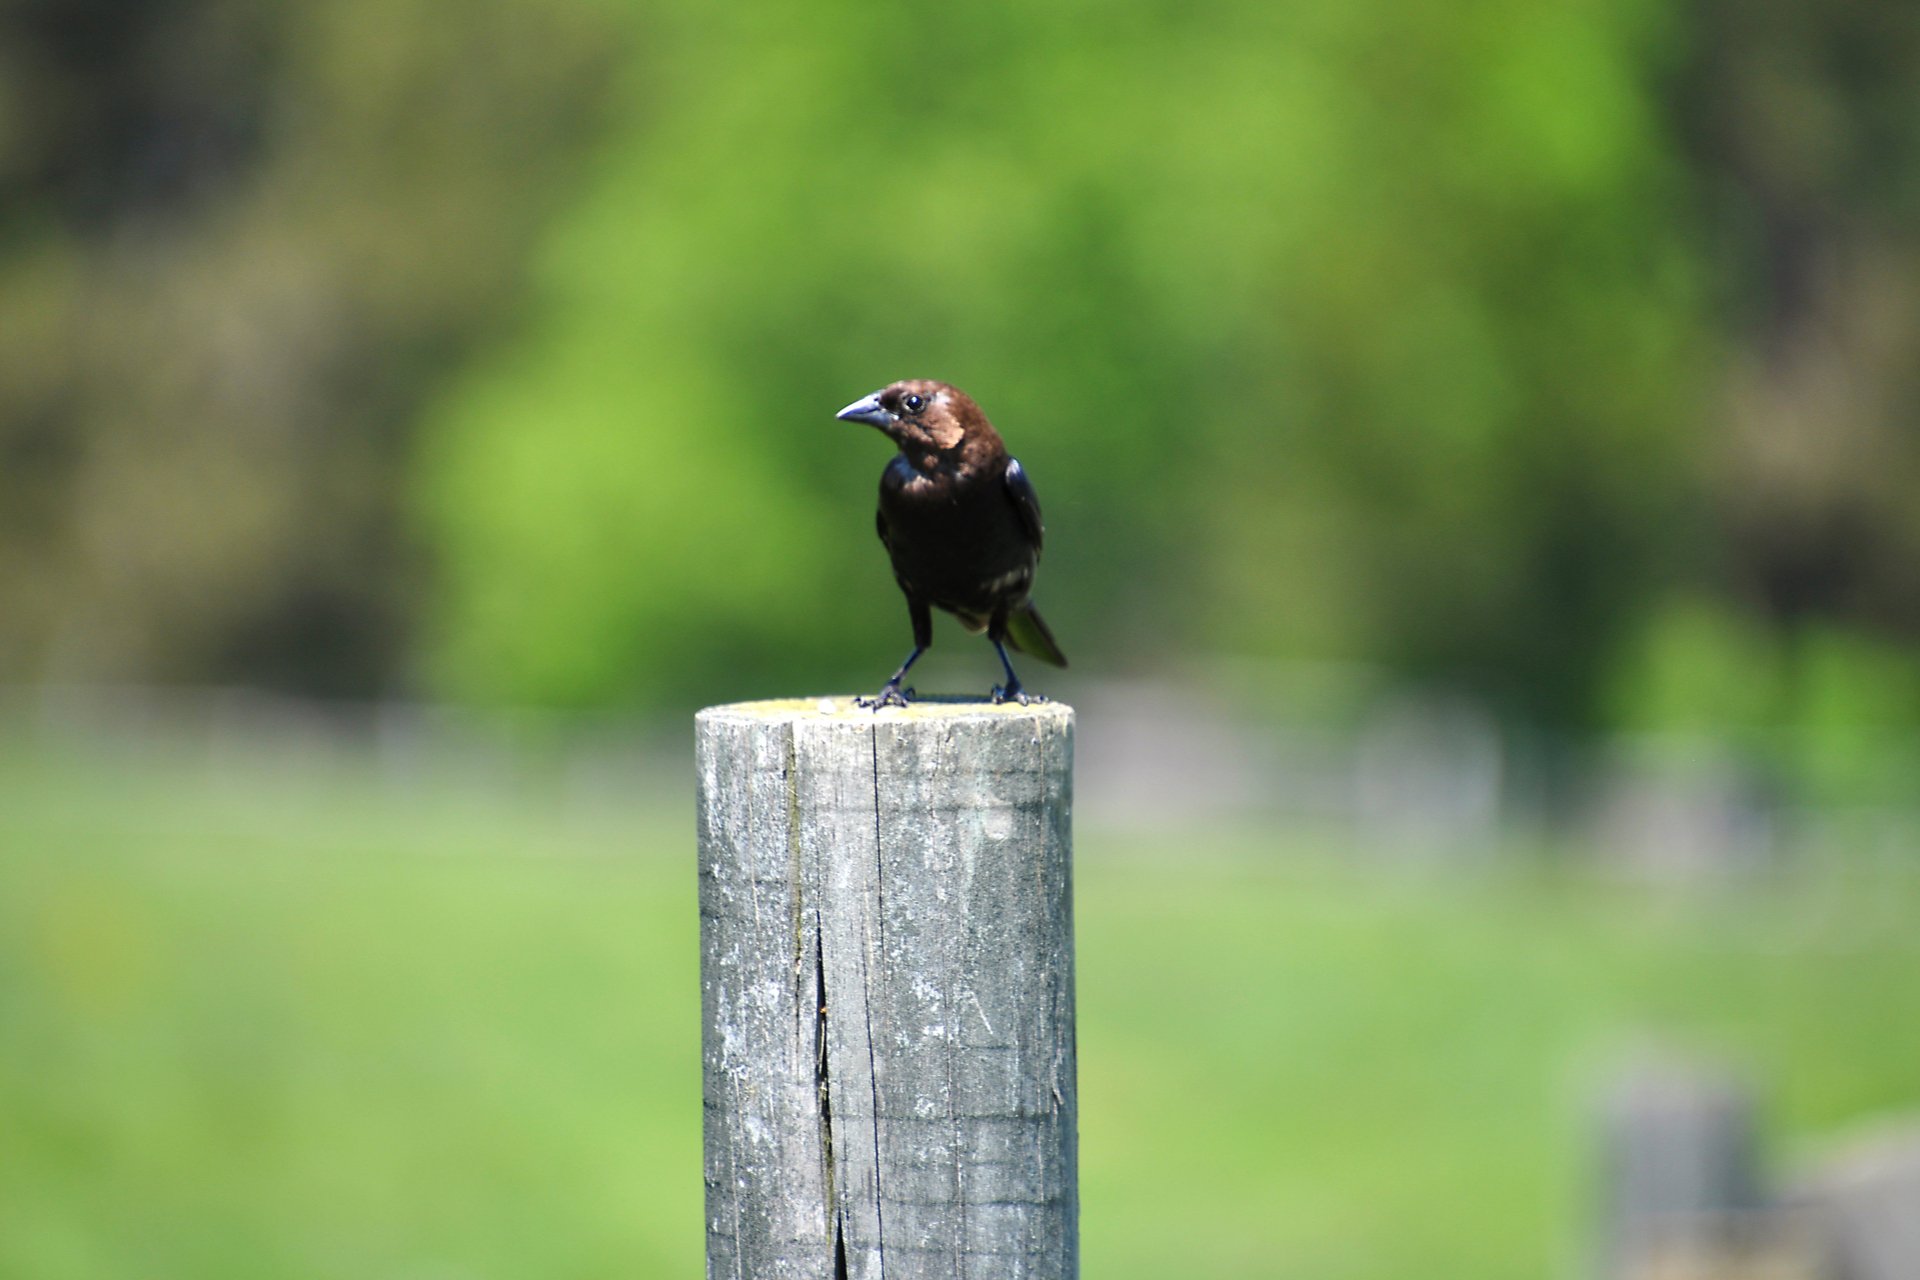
(1598, 1058), (1815, 1279)
(697, 698), (1077, 1280)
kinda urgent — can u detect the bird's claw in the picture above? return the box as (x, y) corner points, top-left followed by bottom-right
(856, 683), (914, 710)
(990, 683), (1041, 706)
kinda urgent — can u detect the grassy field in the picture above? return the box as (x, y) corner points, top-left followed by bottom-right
(3, 731), (1919, 1278)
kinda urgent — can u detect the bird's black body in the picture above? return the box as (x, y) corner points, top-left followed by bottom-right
(877, 451), (1039, 630)
(835, 380), (1066, 706)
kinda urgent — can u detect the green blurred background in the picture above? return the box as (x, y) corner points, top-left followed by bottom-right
(3, 0), (1919, 1275)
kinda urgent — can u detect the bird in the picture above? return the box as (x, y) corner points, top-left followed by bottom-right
(834, 379), (1067, 707)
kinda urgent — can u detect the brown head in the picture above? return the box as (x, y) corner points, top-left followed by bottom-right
(834, 380), (1004, 464)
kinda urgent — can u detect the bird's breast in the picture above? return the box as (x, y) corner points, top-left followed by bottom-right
(877, 458), (1035, 613)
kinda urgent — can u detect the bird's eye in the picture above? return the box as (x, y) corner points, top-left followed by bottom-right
(902, 393), (925, 414)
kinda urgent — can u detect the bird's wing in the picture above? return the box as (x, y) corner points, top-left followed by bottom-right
(1003, 458), (1045, 554)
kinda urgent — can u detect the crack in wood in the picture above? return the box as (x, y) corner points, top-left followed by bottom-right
(814, 915), (842, 1265)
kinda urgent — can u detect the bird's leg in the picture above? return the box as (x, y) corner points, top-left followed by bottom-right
(989, 637), (1043, 706)
(857, 646), (923, 709)
(858, 599), (933, 710)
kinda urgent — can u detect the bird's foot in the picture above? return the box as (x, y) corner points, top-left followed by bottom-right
(855, 683), (914, 710)
(990, 682), (1043, 706)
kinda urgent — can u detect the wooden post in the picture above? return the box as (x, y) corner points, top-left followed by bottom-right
(696, 698), (1077, 1280)
(1598, 1059), (1809, 1280)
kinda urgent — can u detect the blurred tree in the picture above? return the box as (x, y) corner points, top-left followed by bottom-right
(1678, 0), (1920, 637)
(0, 0), (621, 694)
(414, 0), (1714, 719)
(5, 0), (1916, 745)
(1580, 0), (1920, 797)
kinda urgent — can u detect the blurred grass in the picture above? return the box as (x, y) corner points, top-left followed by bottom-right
(0, 736), (701, 1278)
(3, 736), (1919, 1279)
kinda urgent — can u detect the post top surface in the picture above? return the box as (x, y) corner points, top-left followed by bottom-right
(698, 695), (1074, 728)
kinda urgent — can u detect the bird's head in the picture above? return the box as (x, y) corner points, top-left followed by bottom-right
(834, 380), (998, 459)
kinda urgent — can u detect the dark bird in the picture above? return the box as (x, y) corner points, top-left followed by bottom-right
(834, 380), (1067, 707)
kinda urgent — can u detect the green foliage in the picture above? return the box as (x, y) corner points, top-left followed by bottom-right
(0, 0), (619, 692)
(1603, 598), (1920, 804)
(1786, 627), (1920, 806)
(6, 0), (1918, 737)
(413, 0), (1711, 717)
(1603, 598), (1787, 737)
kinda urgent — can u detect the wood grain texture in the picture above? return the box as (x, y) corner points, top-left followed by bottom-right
(697, 698), (1077, 1280)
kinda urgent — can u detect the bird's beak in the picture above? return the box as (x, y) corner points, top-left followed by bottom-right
(834, 392), (894, 429)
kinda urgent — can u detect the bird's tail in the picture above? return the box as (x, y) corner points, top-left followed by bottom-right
(1004, 602), (1068, 668)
